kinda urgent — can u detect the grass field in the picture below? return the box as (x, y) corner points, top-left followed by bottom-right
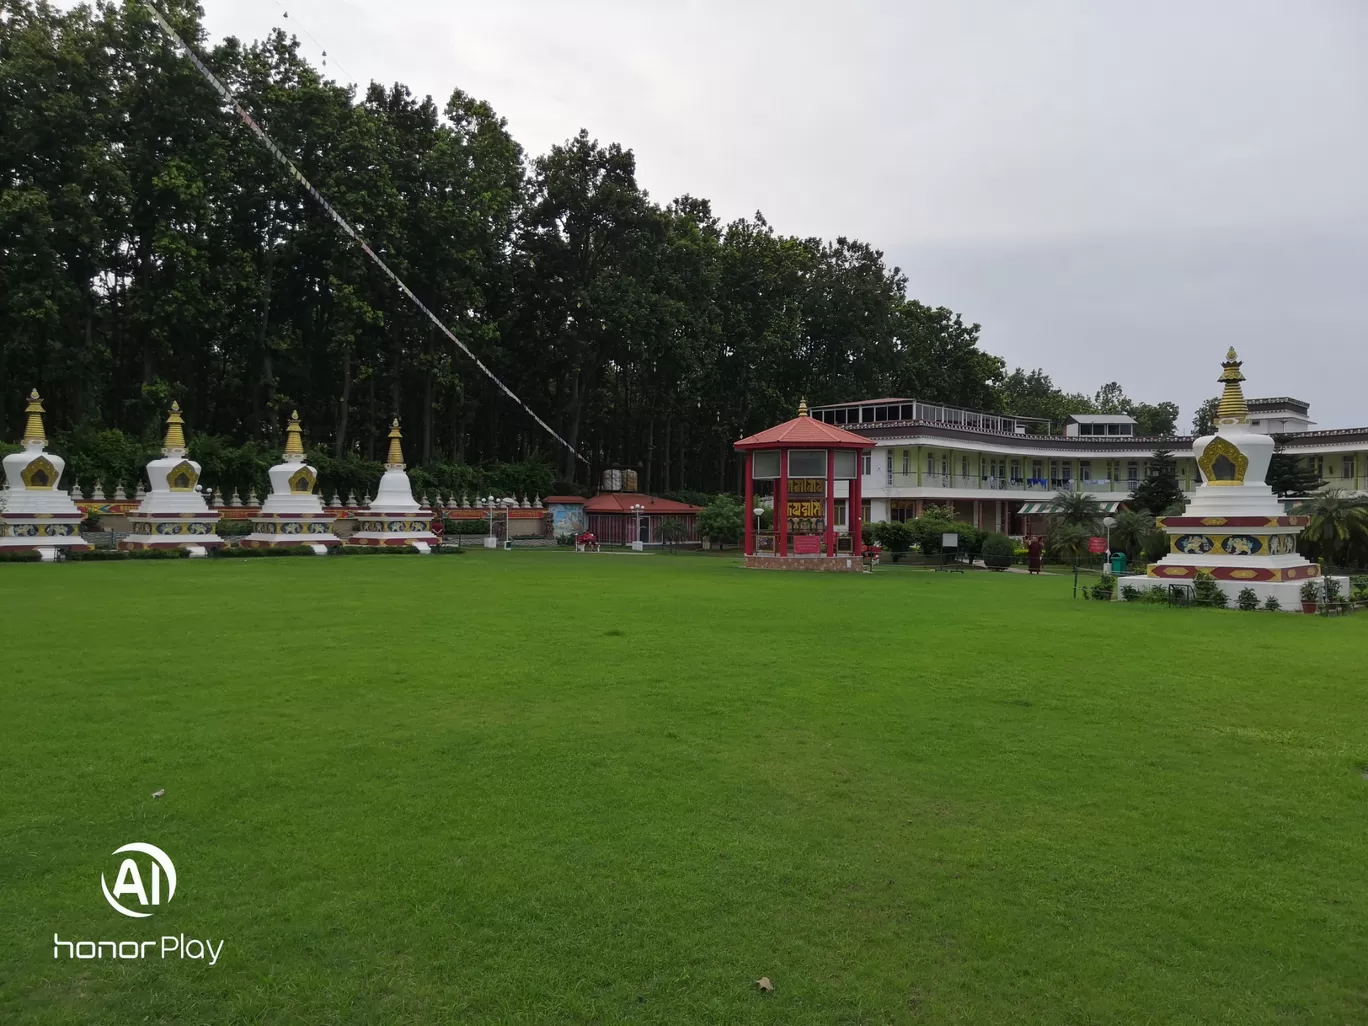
(3, 551), (1367, 1025)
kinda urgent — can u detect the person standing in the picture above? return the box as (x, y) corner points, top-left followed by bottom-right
(1026, 535), (1044, 574)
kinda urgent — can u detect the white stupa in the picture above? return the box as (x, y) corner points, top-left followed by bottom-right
(120, 401), (224, 556)
(347, 418), (438, 553)
(0, 389), (90, 560)
(1119, 349), (1344, 608)
(240, 411), (340, 554)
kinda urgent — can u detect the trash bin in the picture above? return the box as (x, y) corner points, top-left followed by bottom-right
(1110, 551), (1128, 575)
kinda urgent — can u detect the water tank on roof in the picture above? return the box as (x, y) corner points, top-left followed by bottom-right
(622, 469), (639, 492)
(601, 468), (622, 492)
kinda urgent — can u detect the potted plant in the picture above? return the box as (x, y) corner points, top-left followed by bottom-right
(1299, 579), (1320, 614)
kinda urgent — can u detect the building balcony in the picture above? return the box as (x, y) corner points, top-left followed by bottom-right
(863, 473), (1190, 497)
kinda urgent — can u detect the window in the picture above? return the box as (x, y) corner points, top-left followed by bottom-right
(1032, 460), (1043, 482)
(1343, 456), (1356, 479)
(833, 499), (847, 527)
(788, 449), (827, 477)
(861, 499), (871, 523)
(1127, 461), (1139, 483)
(927, 453), (935, 474)
(862, 454), (872, 476)
(1080, 460), (1092, 482)
(861, 407), (875, 423)
(1313, 456), (1324, 477)
(1010, 459), (1020, 481)
(960, 456), (969, 479)
(751, 450), (780, 479)
(833, 450), (857, 479)
(901, 451), (910, 476)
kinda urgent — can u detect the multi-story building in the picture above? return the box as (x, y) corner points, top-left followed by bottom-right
(807, 396), (1367, 537)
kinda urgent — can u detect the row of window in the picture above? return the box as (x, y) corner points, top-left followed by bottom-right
(1310, 456), (1359, 478)
(751, 449), (859, 480)
(873, 451), (1147, 484)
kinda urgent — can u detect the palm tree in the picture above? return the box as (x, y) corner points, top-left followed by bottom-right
(1048, 521), (1092, 562)
(1294, 490), (1368, 566)
(1051, 490), (1103, 529)
(1111, 508), (1155, 559)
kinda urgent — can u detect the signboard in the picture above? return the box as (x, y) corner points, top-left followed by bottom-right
(1088, 536), (1107, 554)
(793, 534), (822, 555)
(787, 478), (826, 496)
(941, 532), (959, 549)
(787, 500), (824, 518)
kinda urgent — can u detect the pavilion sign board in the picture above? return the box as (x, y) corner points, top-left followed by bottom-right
(942, 533), (958, 549)
(787, 478), (825, 495)
(793, 534), (822, 555)
(787, 500), (824, 518)
(1088, 536), (1107, 554)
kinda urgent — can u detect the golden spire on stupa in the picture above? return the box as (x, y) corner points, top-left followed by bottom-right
(384, 418), (405, 469)
(1215, 347), (1249, 425)
(798, 397), (809, 417)
(283, 410), (305, 459)
(162, 401), (188, 455)
(21, 388), (46, 446)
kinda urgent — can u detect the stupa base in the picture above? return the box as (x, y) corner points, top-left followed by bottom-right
(240, 514), (341, 554)
(1118, 573), (1351, 611)
(0, 512), (89, 555)
(349, 510), (436, 552)
(121, 511), (224, 552)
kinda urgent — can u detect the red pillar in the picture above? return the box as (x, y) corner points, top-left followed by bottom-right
(743, 452), (755, 555)
(825, 449), (836, 557)
(777, 449), (789, 557)
(850, 451), (863, 558)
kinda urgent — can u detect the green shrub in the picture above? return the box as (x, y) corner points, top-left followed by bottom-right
(1263, 594), (1281, 611)
(1236, 587), (1260, 611)
(1351, 575), (1368, 601)
(980, 532), (1014, 570)
(1324, 576), (1343, 603)
(336, 545), (431, 556)
(1090, 577), (1115, 601)
(1142, 586), (1169, 604)
(216, 545), (319, 558)
(1121, 584), (1142, 601)
(1194, 570), (1226, 607)
(871, 520), (914, 558)
(0, 549), (44, 562)
(696, 496), (744, 547)
(215, 519), (255, 537)
(444, 518), (492, 536)
(81, 514), (103, 533)
(1300, 580), (1320, 603)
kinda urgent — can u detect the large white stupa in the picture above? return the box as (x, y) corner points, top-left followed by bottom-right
(120, 401), (224, 556)
(1120, 349), (1344, 608)
(240, 411), (340, 554)
(0, 389), (91, 560)
(347, 419), (438, 553)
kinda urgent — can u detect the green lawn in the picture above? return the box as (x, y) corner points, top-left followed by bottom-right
(3, 552), (1366, 1025)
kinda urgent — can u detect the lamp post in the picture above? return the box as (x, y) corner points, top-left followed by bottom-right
(753, 506), (764, 550)
(1102, 514), (1117, 567)
(484, 495), (498, 549)
(503, 496), (516, 548)
(629, 502), (645, 551)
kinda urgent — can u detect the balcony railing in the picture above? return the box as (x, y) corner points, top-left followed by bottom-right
(879, 473), (1158, 494)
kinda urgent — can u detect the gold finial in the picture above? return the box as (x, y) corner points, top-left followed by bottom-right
(384, 418), (405, 468)
(283, 410), (305, 458)
(1215, 348), (1248, 424)
(162, 401), (188, 454)
(798, 397), (809, 417)
(21, 388), (46, 446)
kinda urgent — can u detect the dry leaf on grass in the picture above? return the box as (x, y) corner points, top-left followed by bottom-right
(755, 976), (774, 993)
(151, 789), (165, 799)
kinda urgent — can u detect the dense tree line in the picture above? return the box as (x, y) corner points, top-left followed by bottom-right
(2, 0), (1179, 496)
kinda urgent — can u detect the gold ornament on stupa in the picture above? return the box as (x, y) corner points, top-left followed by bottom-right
(798, 397), (809, 417)
(1215, 347), (1249, 425)
(21, 388), (47, 446)
(384, 418), (405, 470)
(283, 410), (306, 458)
(162, 401), (189, 455)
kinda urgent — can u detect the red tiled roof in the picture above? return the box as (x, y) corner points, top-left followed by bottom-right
(542, 495), (587, 504)
(583, 492), (702, 514)
(734, 416), (873, 450)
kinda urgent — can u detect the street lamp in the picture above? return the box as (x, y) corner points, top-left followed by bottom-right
(629, 502), (645, 551)
(484, 495), (498, 549)
(503, 496), (516, 547)
(753, 506), (764, 545)
(1102, 514), (1117, 565)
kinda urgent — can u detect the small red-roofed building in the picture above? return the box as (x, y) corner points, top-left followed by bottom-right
(584, 492), (702, 547)
(734, 399), (873, 570)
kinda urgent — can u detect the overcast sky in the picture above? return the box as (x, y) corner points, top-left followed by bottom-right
(196, 0), (1367, 428)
